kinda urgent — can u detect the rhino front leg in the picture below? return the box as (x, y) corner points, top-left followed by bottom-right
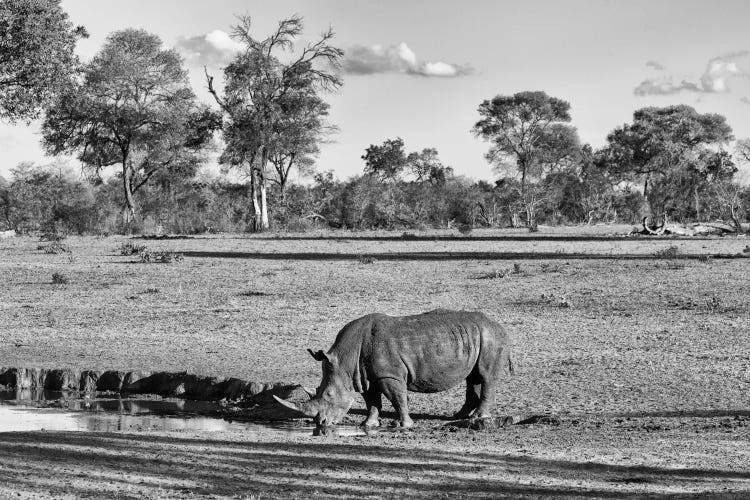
(379, 378), (414, 428)
(362, 387), (382, 427)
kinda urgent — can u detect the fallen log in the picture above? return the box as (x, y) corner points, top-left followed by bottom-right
(631, 216), (739, 236)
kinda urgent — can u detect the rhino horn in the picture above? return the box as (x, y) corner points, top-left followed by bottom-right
(273, 395), (317, 417)
(301, 386), (317, 398)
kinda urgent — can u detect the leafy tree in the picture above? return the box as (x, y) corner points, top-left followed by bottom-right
(5, 160), (95, 233)
(472, 91), (577, 196)
(534, 123), (582, 172)
(363, 140), (454, 186)
(268, 92), (334, 200)
(407, 148), (454, 185)
(0, 173), (10, 227)
(208, 15), (343, 231)
(362, 137), (408, 181)
(41, 29), (214, 223)
(0, 0), (87, 122)
(597, 105), (733, 219)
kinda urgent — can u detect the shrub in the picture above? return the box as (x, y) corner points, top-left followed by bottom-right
(139, 249), (184, 263)
(474, 269), (509, 279)
(119, 241), (146, 255)
(457, 224), (473, 235)
(39, 230), (65, 241)
(654, 246), (679, 259)
(51, 272), (69, 284)
(39, 241), (71, 254)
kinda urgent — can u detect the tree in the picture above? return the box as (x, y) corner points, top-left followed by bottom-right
(41, 29), (213, 223)
(407, 148), (454, 185)
(736, 138), (750, 164)
(5, 160), (95, 233)
(0, 0), (87, 122)
(208, 15), (343, 231)
(362, 137), (408, 181)
(597, 105), (733, 219)
(268, 92), (334, 201)
(472, 91), (577, 197)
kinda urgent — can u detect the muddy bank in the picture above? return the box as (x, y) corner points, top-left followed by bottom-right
(0, 367), (288, 399)
(0, 366), (325, 421)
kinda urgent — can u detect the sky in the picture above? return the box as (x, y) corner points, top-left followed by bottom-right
(2, 0), (750, 182)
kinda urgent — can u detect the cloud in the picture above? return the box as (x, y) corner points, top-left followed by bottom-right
(699, 51), (748, 92)
(634, 77), (701, 96)
(646, 60), (665, 71)
(635, 51), (749, 96)
(175, 30), (244, 66)
(341, 42), (471, 77)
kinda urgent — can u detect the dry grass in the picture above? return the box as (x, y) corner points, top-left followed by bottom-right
(1, 229), (747, 415)
(1, 227), (748, 498)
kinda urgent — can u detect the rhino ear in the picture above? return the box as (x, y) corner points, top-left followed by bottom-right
(307, 349), (329, 362)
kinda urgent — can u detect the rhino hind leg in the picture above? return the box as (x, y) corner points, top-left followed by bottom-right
(362, 387), (382, 427)
(474, 380), (497, 419)
(378, 378), (414, 428)
(453, 380), (481, 419)
(473, 351), (502, 419)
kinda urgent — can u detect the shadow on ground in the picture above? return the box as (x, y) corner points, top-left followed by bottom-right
(0, 431), (746, 499)
(180, 251), (747, 261)
(137, 235), (722, 242)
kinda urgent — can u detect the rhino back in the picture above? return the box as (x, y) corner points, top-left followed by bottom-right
(366, 310), (502, 392)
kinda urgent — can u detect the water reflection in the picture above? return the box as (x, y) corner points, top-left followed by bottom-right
(0, 391), (217, 414)
(0, 396), (368, 437)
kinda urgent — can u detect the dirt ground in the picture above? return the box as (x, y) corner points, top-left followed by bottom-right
(0, 226), (749, 498)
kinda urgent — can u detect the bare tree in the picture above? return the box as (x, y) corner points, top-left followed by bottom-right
(206, 15), (343, 230)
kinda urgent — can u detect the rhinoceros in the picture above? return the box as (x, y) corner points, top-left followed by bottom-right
(274, 309), (514, 427)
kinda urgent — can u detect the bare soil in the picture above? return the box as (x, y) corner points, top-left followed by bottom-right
(1, 226), (749, 498)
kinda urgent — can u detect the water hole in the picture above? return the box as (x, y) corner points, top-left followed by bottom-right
(0, 392), (368, 437)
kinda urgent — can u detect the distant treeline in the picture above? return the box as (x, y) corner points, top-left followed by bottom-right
(2, 160), (748, 235)
(2, 2), (749, 235)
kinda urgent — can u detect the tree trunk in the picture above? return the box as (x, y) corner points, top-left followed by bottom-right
(259, 182), (269, 230)
(249, 164), (261, 232)
(277, 154), (294, 203)
(122, 158), (137, 224)
(729, 204), (744, 234)
(641, 173), (654, 226)
(693, 185), (701, 221)
(258, 147), (270, 231)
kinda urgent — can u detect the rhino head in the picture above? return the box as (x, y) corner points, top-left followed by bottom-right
(274, 348), (357, 427)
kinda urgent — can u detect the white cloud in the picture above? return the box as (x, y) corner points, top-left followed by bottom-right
(635, 51), (749, 96)
(634, 77), (700, 96)
(175, 30), (243, 66)
(204, 30), (244, 54)
(341, 42), (472, 78)
(700, 52), (747, 92)
(395, 42), (418, 67)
